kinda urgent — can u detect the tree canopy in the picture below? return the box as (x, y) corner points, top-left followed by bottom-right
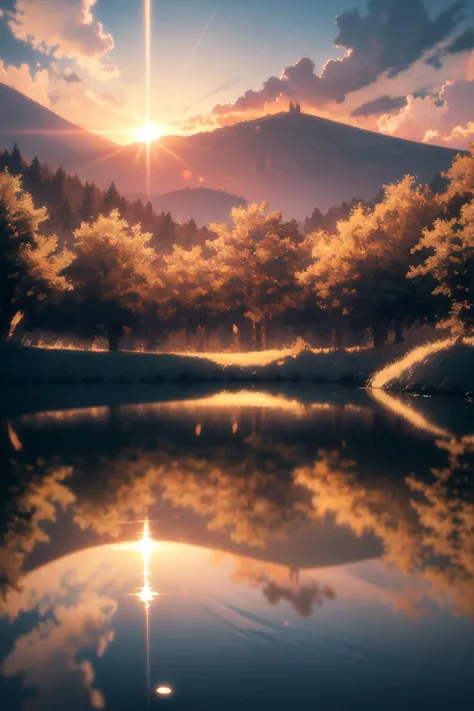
(0, 171), (72, 340)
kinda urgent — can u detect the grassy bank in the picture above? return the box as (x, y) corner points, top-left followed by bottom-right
(370, 337), (474, 397)
(0, 341), (407, 387)
(1, 339), (473, 396)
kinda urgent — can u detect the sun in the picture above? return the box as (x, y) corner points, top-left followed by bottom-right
(136, 122), (161, 143)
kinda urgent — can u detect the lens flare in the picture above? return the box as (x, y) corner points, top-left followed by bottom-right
(136, 122), (161, 143)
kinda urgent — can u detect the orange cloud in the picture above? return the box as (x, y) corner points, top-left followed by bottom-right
(0, 60), (49, 105)
(9, 0), (117, 80)
(378, 78), (474, 148)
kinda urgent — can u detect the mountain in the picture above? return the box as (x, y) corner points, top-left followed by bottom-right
(0, 86), (460, 219)
(0, 83), (114, 173)
(96, 112), (460, 219)
(128, 187), (247, 225)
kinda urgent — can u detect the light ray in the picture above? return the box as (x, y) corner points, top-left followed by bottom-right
(145, 0), (152, 126)
(74, 141), (131, 175)
(184, 3), (219, 71)
(127, 519), (159, 705)
(144, 0), (152, 194)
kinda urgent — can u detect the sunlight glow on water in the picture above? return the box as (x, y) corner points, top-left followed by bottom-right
(156, 685), (173, 696)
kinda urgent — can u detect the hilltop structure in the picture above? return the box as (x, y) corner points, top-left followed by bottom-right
(289, 101), (302, 114)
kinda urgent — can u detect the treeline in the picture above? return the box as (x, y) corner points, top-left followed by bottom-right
(1, 145), (473, 352)
(0, 144), (211, 252)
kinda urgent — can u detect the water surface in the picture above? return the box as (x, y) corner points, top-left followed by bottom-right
(1, 386), (473, 711)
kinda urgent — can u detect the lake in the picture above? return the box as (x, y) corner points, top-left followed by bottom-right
(1, 385), (473, 711)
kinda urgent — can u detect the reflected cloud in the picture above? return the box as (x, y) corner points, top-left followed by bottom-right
(1, 547), (121, 711)
(262, 579), (335, 617)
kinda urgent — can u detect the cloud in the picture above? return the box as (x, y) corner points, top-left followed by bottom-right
(63, 70), (82, 84)
(378, 77), (474, 147)
(9, 0), (117, 80)
(1, 564), (118, 711)
(99, 91), (125, 109)
(175, 0), (473, 137)
(262, 579), (336, 618)
(447, 28), (474, 54)
(209, 0), (466, 117)
(0, 60), (50, 105)
(0, 59), (138, 143)
(351, 94), (407, 117)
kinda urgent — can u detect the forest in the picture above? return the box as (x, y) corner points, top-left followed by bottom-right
(1, 143), (473, 352)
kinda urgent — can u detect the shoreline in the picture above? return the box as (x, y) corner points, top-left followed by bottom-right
(1, 340), (473, 398)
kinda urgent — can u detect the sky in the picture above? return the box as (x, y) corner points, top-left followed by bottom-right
(0, 0), (473, 147)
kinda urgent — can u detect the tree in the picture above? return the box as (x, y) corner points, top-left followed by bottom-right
(163, 245), (212, 349)
(299, 177), (442, 347)
(80, 182), (96, 222)
(445, 143), (474, 200)
(0, 171), (72, 340)
(208, 203), (304, 349)
(410, 198), (474, 336)
(67, 210), (158, 350)
(132, 199), (145, 225)
(9, 143), (25, 176)
(52, 167), (67, 199)
(26, 157), (42, 188)
(102, 181), (121, 215)
(187, 217), (198, 233)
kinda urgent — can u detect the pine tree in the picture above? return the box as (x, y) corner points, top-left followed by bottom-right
(80, 182), (95, 222)
(27, 157), (42, 187)
(102, 181), (121, 214)
(133, 199), (146, 225)
(9, 143), (25, 176)
(52, 167), (67, 200)
(187, 217), (198, 233)
(58, 195), (73, 230)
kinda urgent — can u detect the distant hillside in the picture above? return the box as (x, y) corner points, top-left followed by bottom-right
(97, 112), (460, 219)
(128, 187), (248, 225)
(0, 84), (113, 172)
(0, 144), (212, 254)
(0, 85), (461, 218)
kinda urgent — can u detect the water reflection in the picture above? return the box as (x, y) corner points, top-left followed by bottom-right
(0, 388), (473, 710)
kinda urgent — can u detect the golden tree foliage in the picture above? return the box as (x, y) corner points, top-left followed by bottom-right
(298, 177), (442, 345)
(0, 171), (73, 339)
(208, 203), (304, 348)
(163, 244), (212, 315)
(72, 210), (158, 300)
(69, 210), (160, 349)
(445, 143), (474, 199)
(410, 198), (474, 335)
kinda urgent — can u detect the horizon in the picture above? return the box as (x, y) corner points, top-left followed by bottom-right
(0, 0), (473, 147)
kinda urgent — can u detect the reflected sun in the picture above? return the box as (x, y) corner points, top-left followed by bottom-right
(136, 122), (161, 143)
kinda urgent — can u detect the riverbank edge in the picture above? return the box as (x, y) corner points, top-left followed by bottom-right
(1, 340), (473, 397)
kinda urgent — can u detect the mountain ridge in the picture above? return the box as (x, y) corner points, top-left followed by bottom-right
(0, 86), (460, 219)
(0, 83), (115, 172)
(107, 111), (459, 217)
